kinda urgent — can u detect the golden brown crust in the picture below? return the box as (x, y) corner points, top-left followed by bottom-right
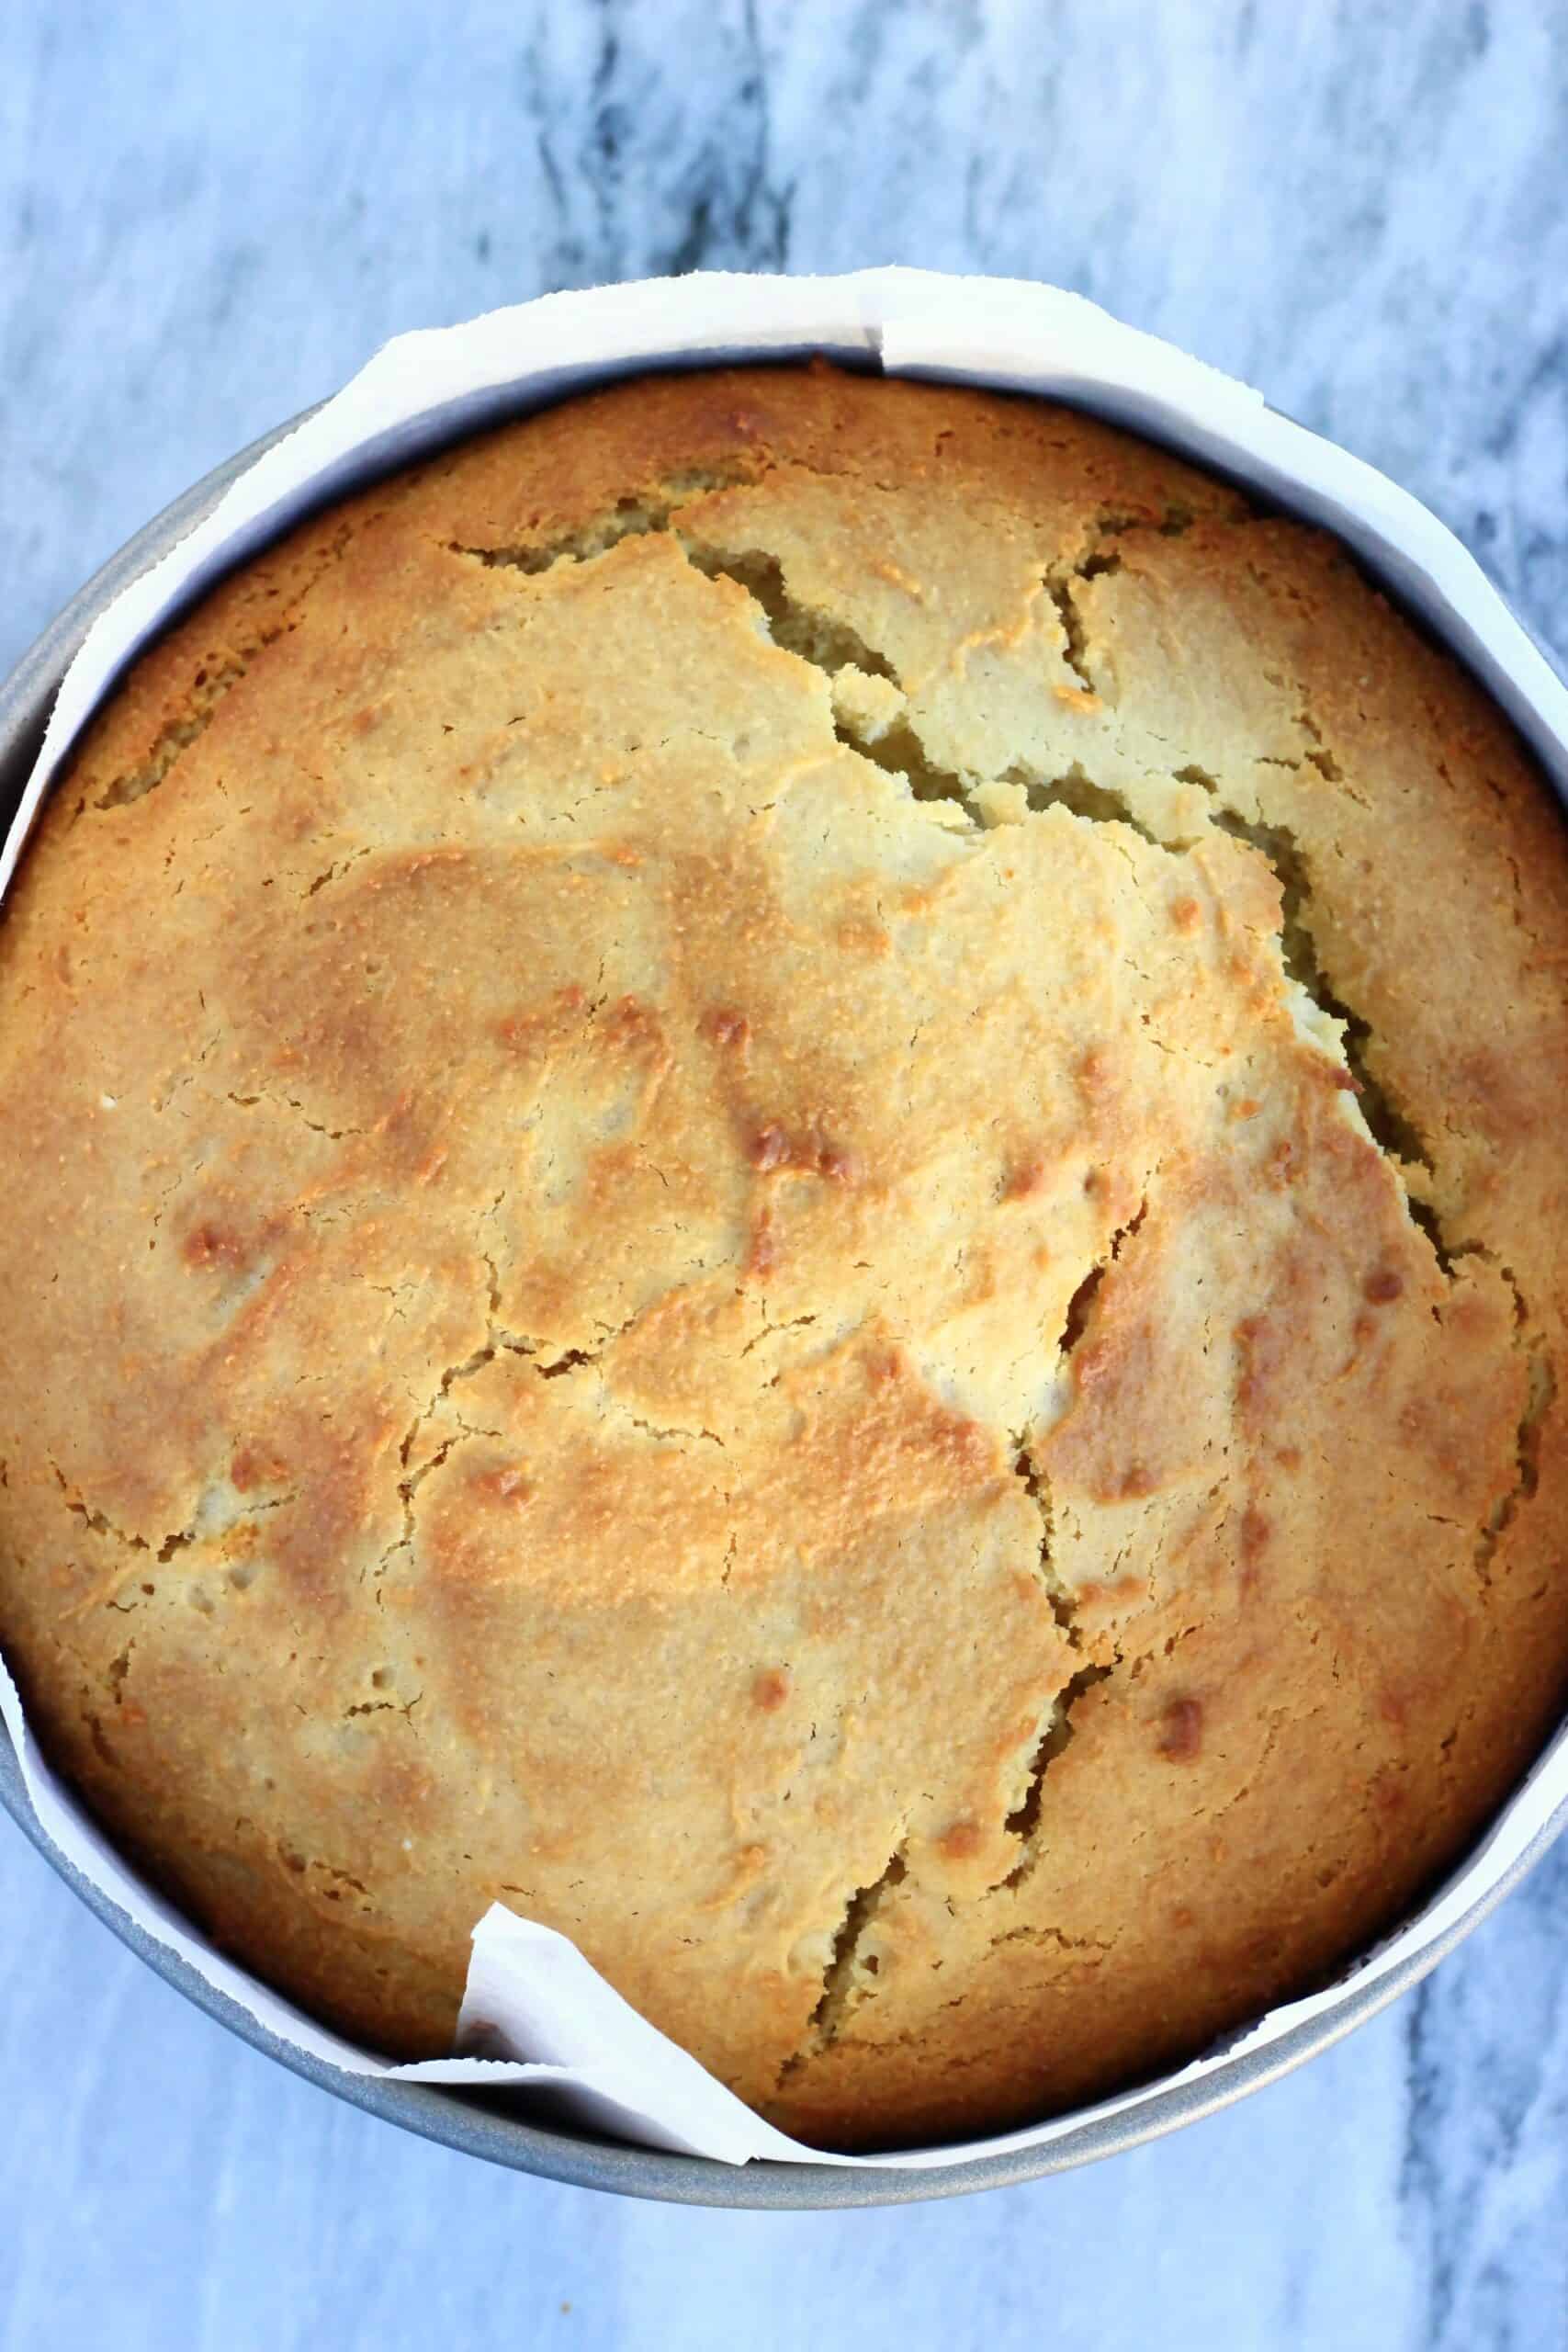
(1, 363), (1565, 2149)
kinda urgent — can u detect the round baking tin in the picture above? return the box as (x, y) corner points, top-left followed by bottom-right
(2, 386), (1567, 2210)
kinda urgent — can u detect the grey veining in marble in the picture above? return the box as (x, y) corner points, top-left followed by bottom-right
(3, 3), (1567, 2347)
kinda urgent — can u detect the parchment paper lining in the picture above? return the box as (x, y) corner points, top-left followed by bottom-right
(3, 269), (1566, 2169)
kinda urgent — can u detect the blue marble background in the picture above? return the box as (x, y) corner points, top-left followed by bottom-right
(3, 4), (1566, 2346)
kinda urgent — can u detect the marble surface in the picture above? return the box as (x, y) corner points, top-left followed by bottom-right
(2, 2), (1566, 2345)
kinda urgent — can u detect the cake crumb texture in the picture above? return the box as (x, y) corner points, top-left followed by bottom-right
(0, 364), (1564, 2151)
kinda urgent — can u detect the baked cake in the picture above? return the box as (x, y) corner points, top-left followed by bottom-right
(1, 364), (1564, 2149)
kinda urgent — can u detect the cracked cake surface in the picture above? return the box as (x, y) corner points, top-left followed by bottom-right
(1, 362), (1566, 2150)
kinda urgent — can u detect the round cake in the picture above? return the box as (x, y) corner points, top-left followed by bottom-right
(1, 365), (1564, 2151)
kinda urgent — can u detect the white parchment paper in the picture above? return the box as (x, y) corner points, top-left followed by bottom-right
(3, 269), (1567, 2171)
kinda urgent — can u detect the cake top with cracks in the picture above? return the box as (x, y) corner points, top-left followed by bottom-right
(1, 364), (1565, 2151)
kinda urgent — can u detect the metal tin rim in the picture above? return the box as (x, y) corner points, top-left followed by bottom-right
(2, 402), (1566, 2211)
